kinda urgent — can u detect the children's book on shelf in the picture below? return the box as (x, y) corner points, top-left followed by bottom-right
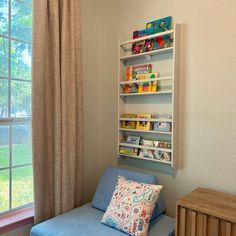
(138, 81), (158, 93)
(136, 121), (151, 130)
(138, 113), (151, 119)
(125, 64), (152, 81)
(153, 141), (171, 149)
(139, 149), (154, 159)
(136, 114), (151, 130)
(139, 149), (171, 162)
(137, 72), (159, 93)
(153, 151), (171, 162)
(121, 121), (136, 129)
(136, 72), (159, 80)
(152, 122), (171, 132)
(125, 135), (141, 145)
(140, 139), (153, 147)
(139, 139), (171, 149)
(153, 35), (171, 50)
(120, 114), (136, 129)
(146, 16), (172, 33)
(151, 113), (172, 120)
(121, 114), (137, 118)
(119, 146), (138, 156)
(124, 63), (160, 94)
(131, 16), (172, 55)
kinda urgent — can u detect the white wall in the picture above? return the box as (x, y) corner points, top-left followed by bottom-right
(81, 0), (105, 202)
(82, 0), (236, 217)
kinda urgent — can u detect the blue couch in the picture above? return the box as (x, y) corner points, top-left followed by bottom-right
(31, 167), (175, 236)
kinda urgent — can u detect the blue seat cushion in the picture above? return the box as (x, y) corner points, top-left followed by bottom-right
(30, 203), (175, 236)
(92, 167), (166, 219)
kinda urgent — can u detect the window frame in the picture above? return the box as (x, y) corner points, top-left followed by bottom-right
(0, 0), (33, 216)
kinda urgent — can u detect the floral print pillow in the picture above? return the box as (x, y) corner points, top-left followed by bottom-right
(101, 176), (163, 236)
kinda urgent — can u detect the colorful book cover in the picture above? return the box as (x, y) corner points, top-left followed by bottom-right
(126, 136), (141, 145)
(132, 29), (152, 54)
(119, 146), (136, 155)
(121, 114), (137, 118)
(146, 16), (172, 32)
(136, 121), (151, 130)
(152, 34), (171, 50)
(121, 121), (136, 129)
(136, 73), (159, 80)
(137, 113), (151, 119)
(151, 81), (158, 92)
(125, 66), (132, 81)
(139, 149), (154, 159)
(153, 122), (171, 132)
(132, 16), (172, 54)
(132, 64), (152, 78)
(125, 65), (154, 81)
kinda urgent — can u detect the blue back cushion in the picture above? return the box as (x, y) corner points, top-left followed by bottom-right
(92, 167), (166, 220)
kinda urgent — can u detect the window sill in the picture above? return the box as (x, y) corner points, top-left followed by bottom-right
(0, 207), (34, 234)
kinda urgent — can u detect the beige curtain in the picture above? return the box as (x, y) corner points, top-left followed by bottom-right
(32, 0), (83, 224)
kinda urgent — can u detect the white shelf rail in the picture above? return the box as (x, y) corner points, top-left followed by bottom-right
(120, 90), (172, 97)
(119, 154), (172, 165)
(119, 117), (172, 122)
(119, 29), (174, 46)
(120, 47), (173, 61)
(119, 142), (172, 153)
(119, 128), (172, 135)
(119, 76), (172, 85)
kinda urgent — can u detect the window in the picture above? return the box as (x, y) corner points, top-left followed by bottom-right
(0, 0), (32, 214)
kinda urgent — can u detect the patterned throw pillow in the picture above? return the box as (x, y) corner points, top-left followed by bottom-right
(101, 176), (163, 236)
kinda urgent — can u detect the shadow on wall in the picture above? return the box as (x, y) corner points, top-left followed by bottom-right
(178, 23), (187, 170)
(118, 24), (189, 177)
(118, 158), (177, 177)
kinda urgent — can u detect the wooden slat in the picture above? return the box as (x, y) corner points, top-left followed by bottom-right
(231, 223), (236, 236)
(178, 206), (186, 236)
(207, 216), (219, 236)
(202, 214), (207, 236)
(219, 220), (227, 236)
(193, 212), (208, 236)
(185, 209), (192, 236)
(225, 222), (232, 236)
(191, 210), (196, 236)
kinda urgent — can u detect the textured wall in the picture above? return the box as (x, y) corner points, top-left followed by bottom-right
(82, 0), (236, 217)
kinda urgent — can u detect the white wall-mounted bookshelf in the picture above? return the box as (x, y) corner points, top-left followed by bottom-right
(118, 23), (180, 169)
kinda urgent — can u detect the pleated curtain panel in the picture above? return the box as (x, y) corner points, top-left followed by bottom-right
(32, 0), (83, 224)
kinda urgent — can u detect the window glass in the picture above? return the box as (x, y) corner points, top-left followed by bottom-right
(0, 125), (9, 168)
(11, 40), (31, 80)
(11, 0), (32, 42)
(12, 165), (33, 208)
(0, 0), (32, 214)
(0, 79), (8, 118)
(0, 170), (9, 212)
(12, 124), (32, 166)
(0, 37), (8, 77)
(11, 80), (31, 117)
(0, 0), (8, 36)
